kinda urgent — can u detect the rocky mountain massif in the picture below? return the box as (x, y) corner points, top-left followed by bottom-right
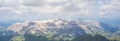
(0, 19), (120, 41)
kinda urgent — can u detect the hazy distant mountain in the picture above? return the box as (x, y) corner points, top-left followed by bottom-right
(0, 26), (2, 29)
(0, 26), (4, 36)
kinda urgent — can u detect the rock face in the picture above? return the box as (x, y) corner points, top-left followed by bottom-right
(81, 20), (105, 34)
(7, 19), (105, 37)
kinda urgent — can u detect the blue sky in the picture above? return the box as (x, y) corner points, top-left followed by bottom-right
(0, 0), (120, 22)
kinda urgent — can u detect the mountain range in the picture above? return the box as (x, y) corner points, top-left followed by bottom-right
(0, 19), (120, 41)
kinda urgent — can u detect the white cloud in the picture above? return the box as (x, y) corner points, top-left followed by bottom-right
(22, 0), (45, 6)
(97, 0), (120, 18)
(46, 0), (68, 2)
(0, 0), (120, 21)
(0, 0), (22, 7)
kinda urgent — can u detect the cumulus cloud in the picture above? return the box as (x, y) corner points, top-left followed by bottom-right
(0, 0), (120, 21)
